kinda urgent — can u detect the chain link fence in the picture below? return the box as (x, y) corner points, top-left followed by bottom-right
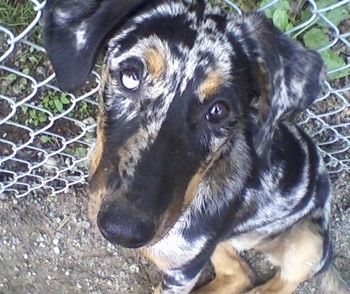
(0, 0), (349, 198)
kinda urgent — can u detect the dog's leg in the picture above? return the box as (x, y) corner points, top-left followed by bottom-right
(192, 242), (255, 294)
(247, 220), (328, 294)
(154, 261), (207, 294)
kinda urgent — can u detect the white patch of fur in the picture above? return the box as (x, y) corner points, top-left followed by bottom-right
(54, 9), (72, 25)
(74, 23), (87, 50)
(133, 2), (190, 25)
(147, 221), (208, 269)
(162, 268), (202, 293)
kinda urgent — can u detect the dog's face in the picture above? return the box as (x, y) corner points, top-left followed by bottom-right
(44, 0), (326, 248)
(89, 9), (256, 247)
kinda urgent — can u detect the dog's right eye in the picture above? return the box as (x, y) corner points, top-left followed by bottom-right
(206, 101), (230, 123)
(120, 68), (140, 91)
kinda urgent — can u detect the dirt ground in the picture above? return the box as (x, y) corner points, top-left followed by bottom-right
(0, 171), (349, 294)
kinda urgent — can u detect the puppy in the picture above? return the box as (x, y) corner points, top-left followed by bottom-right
(43, 0), (349, 293)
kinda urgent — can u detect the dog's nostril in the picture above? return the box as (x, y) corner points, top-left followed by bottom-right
(97, 205), (156, 248)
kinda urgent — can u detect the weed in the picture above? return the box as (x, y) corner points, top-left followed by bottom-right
(19, 46), (44, 73)
(21, 105), (48, 127)
(41, 92), (71, 113)
(65, 146), (89, 168)
(17, 92), (71, 127)
(74, 100), (95, 119)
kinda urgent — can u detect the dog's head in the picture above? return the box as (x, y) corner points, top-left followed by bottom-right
(44, 0), (326, 248)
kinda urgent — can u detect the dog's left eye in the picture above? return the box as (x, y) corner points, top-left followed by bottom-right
(206, 102), (230, 123)
(120, 68), (140, 91)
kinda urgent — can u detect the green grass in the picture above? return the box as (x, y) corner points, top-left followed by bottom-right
(0, 0), (37, 32)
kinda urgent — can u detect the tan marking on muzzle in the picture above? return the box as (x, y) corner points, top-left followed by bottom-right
(88, 64), (110, 228)
(183, 147), (225, 207)
(198, 70), (224, 103)
(89, 118), (105, 176)
(144, 48), (166, 78)
(89, 63), (110, 176)
(87, 186), (106, 231)
(117, 126), (150, 177)
(183, 170), (206, 208)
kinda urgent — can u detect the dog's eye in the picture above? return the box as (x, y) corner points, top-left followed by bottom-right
(206, 102), (229, 123)
(120, 68), (140, 91)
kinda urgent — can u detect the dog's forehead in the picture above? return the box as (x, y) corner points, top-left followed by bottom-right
(107, 1), (235, 89)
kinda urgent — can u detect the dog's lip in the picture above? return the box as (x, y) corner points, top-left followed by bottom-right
(106, 237), (150, 249)
(122, 240), (149, 249)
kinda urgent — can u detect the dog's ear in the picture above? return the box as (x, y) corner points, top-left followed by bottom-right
(43, 0), (147, 92)
(235, 13), (326, 156)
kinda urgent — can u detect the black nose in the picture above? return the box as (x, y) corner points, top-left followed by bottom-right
(97, 203), (157, 248)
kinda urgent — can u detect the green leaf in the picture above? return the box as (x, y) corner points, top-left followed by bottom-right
(22, 105), (28, 114)
(39, 113), (48, 123)
(29, 110), (37, 119)
(6, 73), (17, 81)
(75, 147), (88, 158)
(321, 50), (350, 80)
(300, 9), (311, 22)
(28, 56), (38, 63)
(315, 0), (339, 9)
(54, 99), (63, 112)
(324, 7), (350, 27)
(40, 135), (51, 143)
(303, 28), (329, 50)
(285, 22), (294, 32)
(23, 68), (30, 75)
(20, 55), (27, 62)
(259, 0), (290, 19)
(277, 0), (290, 11)
(60, 95), (70, 104)
(272, 8), (289, 32)
(259, 0), (274, 18)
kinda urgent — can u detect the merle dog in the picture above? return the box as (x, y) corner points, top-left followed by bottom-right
(43, 0), (349, 293)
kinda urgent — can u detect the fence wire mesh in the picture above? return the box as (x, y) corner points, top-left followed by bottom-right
(0, 0), (349, 198)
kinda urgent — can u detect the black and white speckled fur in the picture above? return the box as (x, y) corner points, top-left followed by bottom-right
(42, 0), (348, 293)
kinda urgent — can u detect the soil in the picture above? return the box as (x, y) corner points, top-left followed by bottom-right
(0, 171), (349, 294)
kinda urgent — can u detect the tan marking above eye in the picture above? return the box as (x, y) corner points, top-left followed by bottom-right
(144, 48), (166, 78)
(198, 71), (224, 103)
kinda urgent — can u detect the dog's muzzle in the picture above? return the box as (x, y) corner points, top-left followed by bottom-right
(97, 200), (158, 248)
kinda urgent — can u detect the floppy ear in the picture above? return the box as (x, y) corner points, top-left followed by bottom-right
(236, 13), (326, 156)
(43, 0), (147, 92)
